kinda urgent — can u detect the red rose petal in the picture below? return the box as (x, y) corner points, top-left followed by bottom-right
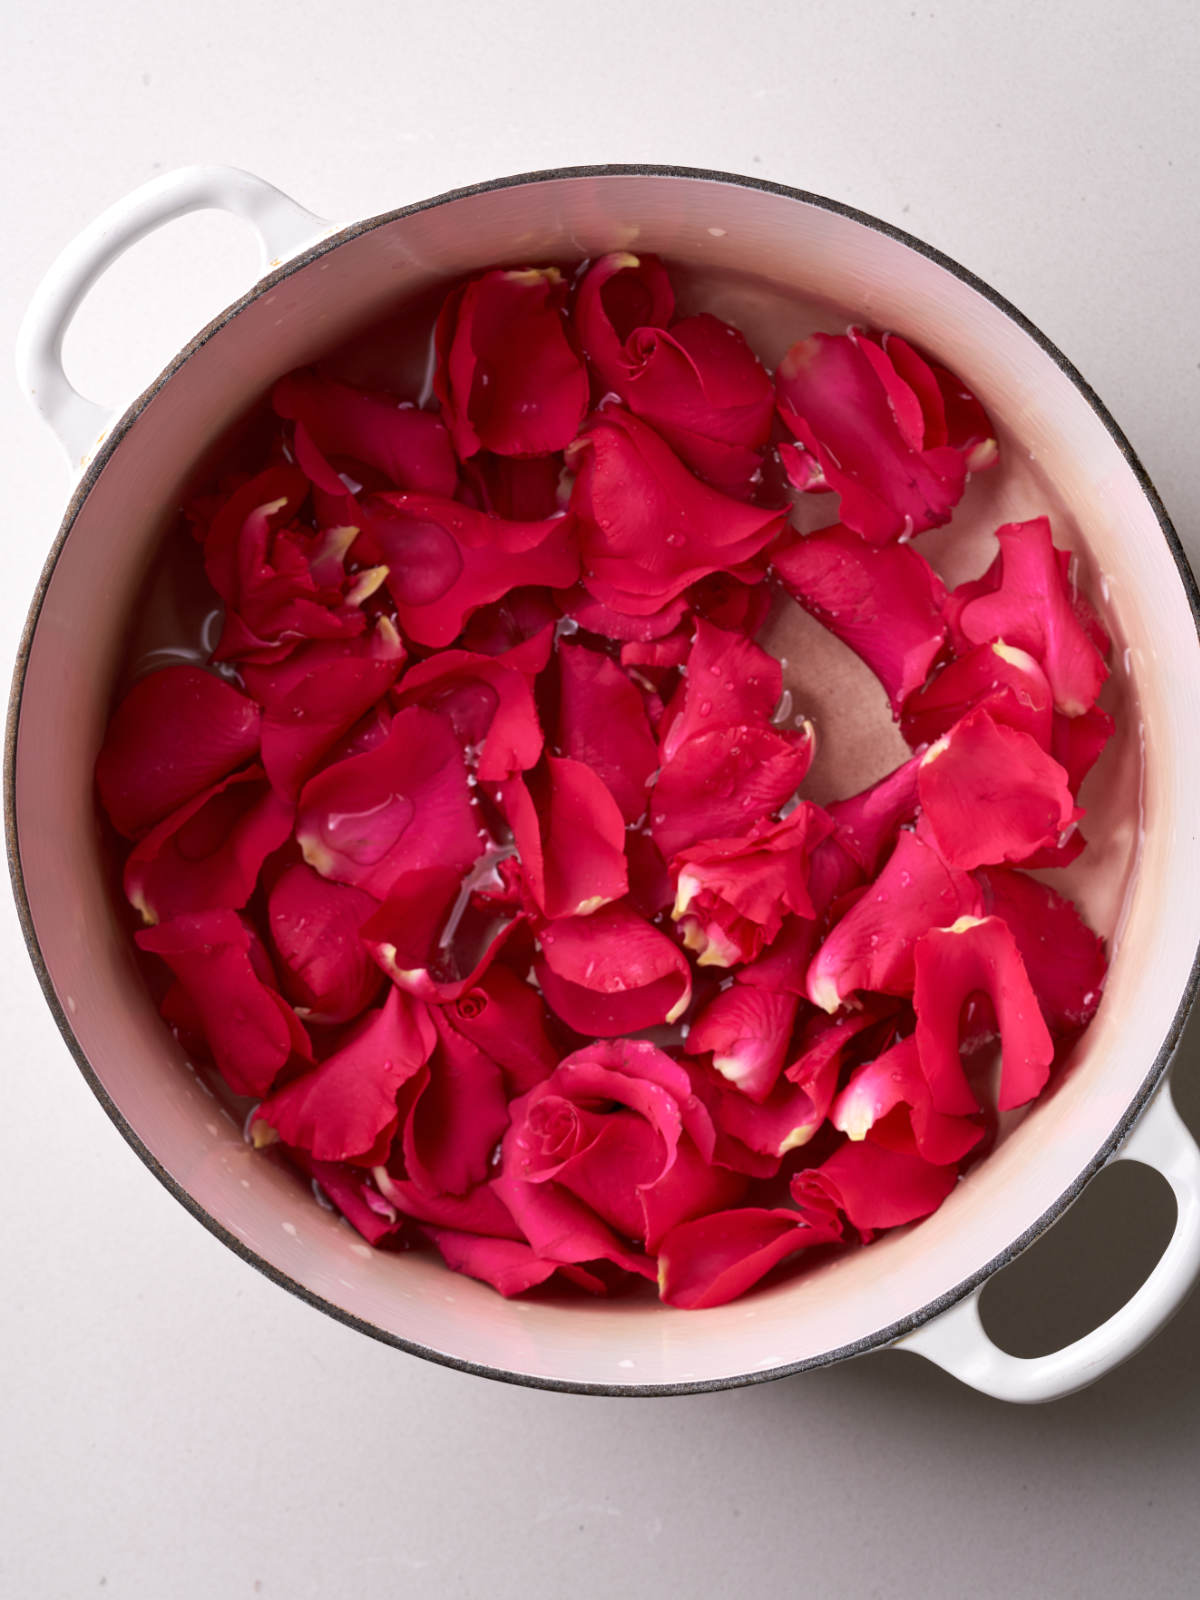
(296, 705), (481, 898)
(123, 765), (291, 925)
(96, 666), (262, 839)
(569, 409), (788, 614)
(657, 1205), (843, 1309)
(457, 587), (562, 660)
(914, 915), (1055, 1115)
(556, 642), (660, 823)
(688, 571), (773, 636)
(574, 251), (676, 392)
(535, 902), (692, 1037)
(397, 646), (544, 783)
(806, 829), (981, 1012)
(775, 329), (981, 543)
(651, 723), (815, 860)
(918, 707), (1081, 870)
(372, 1171), (521, 1238)
(295, 1158), (403, 1246)
(254, 987), (436, 1165)
(501, 756), (629, 920)
(686, 985), (800, 1101)
(975, 866), (1107, 1033)
(773, 525), (947, 710)
(557, 585), (691, 642)
(403, 1010), (511, 1196)
(444, 964), (559, 1095)
(465, 452), (566, 520)
(954, 518), (1109, 715)
(900, 640), (1054, 752)
(425, 1230), (607, 1297)
(272, 370), (458, 496)
(659, 620), (782, 764)
(1052, 704), (1115, 793)
(831, 1036), (983, 1165)
(434, 267), (589, 458)
(791, 1139), (959, 1232)
(360, 857), (519, 1002)
(137, 910), (310, 1097)
(823, 756), (920, 878)
(267, 862), (384, 1023)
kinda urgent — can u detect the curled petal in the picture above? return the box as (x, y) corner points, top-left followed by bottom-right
(776, 329), (984, 543)
(457, 587), (561, 660)
(918, 708), (1081, 870)
(360, 856), (519, 1002)
(397, 646), (543, 782)
(686, 985), (800, 1101)
(791, 1140), (959, 1232)
(96, 666), (261, 839)
(657, 1205), (843, 1309)
(267, 863), (384, 1023)
(672, 803), (833, 968)
(272, 370), (458, 496)
(556, 643), (659, 823)
(296, 705), (481, 898)
(444, 965), (560, 1095)
(953, 519), (1109, 714)
(359, 492), (578, 647)
(426, 1230), (606, 1297)
(573, 251), (675, 391)
(1052, 704), (1114, 793)
(736, 914), (822, 996)
(501, 756), (628, 920)
(253, 987), (436, 1164)
(403, 1010), (511, 1196)
(491, 1159), (656, 1281)
(688, 571), (773, 637)
(557, 585), (691, 642)
(773, 525), (947, 710)
(831, 1036), (983, 1165)
(569, 409), (788, 614)
(124, 766), (292, 924)
(465, 452), (566, 520)
(296, 1158), (403, 1246)
(434, 267), (589, 458)
(901, 640), (1054, 752)
(136, 910), (310, 1097)
(975, 866), (1106, 1033)
(824, 756), (920, 877)
(651, 723), (815, 860)
(807, 829), (981, 1012)
(914, 915), (1055, 1114)
(373, 1172), (520, 1237)
(660, 620), (781, 763)
(535, 903), (692, 1037)
(244, 619), (407, 800)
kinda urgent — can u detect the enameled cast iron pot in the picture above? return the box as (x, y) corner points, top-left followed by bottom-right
(9, 164), (1200, 1401)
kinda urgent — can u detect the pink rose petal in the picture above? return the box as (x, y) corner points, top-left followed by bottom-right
(791, 1139), (959, 1232)
(651, 722), (815, 860)
(657, 1205), (843, 1309)
(403, 1010), (511, 1196)
(975, 866), (1107, 1033)
(900, 640), (1054, 752)
(686, 985), (800, 1101)
(831, 1036), (983, 1165)
(535, 902), (692, 1037)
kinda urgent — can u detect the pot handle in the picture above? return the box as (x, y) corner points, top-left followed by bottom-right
(15, 165), (328, 469)
(894, 1082), (1200, 1402)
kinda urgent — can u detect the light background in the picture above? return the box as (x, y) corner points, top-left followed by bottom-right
(2, 2), (1199, 1596)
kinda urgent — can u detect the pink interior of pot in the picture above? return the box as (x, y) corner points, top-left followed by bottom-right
(15, 173), (1200, 1387)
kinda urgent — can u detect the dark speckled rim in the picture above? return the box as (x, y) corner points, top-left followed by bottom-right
(7, 164), (1200, 1397)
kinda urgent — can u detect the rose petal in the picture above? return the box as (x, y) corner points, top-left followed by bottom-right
(372, 1170), (521, 1237)
(791, 1140), (959, 1232)
(671, 803), (832, 969)
(657, 1205), (843, 1309)
(267, 862), (384, 1023)
(425, 1230), (607, 1296)
(651, 722), (815, 860)
(403, 1010), (511, 1196)
(490, 1161), (656, 1282)
(124, 765), (292, 924)
(295, 1158), (403, 1245)
(465, 452), (566, 520)
(569, 409), (788, 614)
(573, 251), (676, 391)
(686, 985), (800, 1101)
(975, 867), (1107, 1033)
(397, 646), (544, 783)
(806, 829), (981, 1012)
(272, 370), (458, 496)
(501, 756), (629, 920)
(535, 903), (692, 1036)
(557, 585), (691, 642)
(914, 915), (1055, 1114)
(773, 525), (947, 710)
(254, 987), (435, 1164)
(358, 492), (579, 647)
(434, 268), (589, 458)
(555, 642), (659, 823)
(360, 858), (519, 1002)
(688, 571), (773, 637)
(1052, 705), (1115, 793)
(136, 910), (310, 1097)
(736, 914), (822, 996)
(660, 620), (782, 763)
(444, 965), (560, 1095)
(823, 756), (921, 878)
(457, 587), (562, 659)
(918, 707), (1081, 870)
(96, 666), (262, 839)
(900, 640), (1054, 752)
(831, 1036), (983, 1165)
(775, 329), (981, 543)
(953, 518), (1109, 714)
(296, 705), (481, 898)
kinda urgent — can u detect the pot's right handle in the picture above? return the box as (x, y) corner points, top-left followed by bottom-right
(15, 165), (329, 470)
(895, 1084), (1200, 1402)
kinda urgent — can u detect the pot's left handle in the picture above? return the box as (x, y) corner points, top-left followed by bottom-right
(16, 165), (329, 470)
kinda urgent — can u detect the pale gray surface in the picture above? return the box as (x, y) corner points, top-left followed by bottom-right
(2, 2), (1199, 1596)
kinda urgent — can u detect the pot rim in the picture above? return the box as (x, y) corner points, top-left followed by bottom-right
(7, 161), (1200, 1397)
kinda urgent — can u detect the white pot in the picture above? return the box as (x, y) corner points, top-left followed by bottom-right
(9, 165), (1200, 1401)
